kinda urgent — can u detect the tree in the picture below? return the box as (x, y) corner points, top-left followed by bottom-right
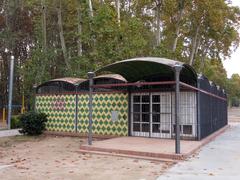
(172, 0), (185, 52)
(227, 74), (240, 106)
(57, 0), (70, 70)
(0, 0), (239, 109)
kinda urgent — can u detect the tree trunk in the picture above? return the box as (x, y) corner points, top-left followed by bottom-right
(41, 0), (47, 52)
(189, 26), (200, 66)
(116, 0), (120, 25)
(40, 0), (47, 82)
(155, 0), (163, 46)
(5, 0), (16, 50)
(200, 52), (206, 72)
(200, 48), (207, 73)
(88, 0), (96, 52)
(172, 0), (184, 52)
(77, 7), (83, 56)
(88, 0), (93, 17)
(4, 0), (9, 30)
(128, 0), (132, 12)
(195, 37), (201, 56)
(57, 0), (70, 70)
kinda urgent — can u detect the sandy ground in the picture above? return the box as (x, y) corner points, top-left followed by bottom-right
(1, 108), (237, 180)
(0, 135), (173, 180)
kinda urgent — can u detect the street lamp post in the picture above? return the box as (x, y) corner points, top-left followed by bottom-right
(7, 55), (14, 130)
(174, 64), (182, 154)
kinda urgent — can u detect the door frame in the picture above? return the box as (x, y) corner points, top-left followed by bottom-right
(151, 92), (172, 138)
(130, 92), (172, 138)
(131, 92), (150, 137)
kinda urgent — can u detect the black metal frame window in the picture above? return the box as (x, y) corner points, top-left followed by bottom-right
(131, 92), (172, 138)
(131, 93), (150, 137)
(151, 92), (172, 138)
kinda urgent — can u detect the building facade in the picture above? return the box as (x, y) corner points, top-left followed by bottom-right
(35, 57), (228, 140)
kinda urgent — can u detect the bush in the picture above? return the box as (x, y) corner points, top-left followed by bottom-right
(19, 111), (48, 135)
(11, 115), (21, 129)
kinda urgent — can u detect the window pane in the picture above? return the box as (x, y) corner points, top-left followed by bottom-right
(133, 113), (140, 122)
(152, 114), (160, 123)
(142, 104), (150, 112)
(183, 125), (192, 135)
(142, 95), (150, 103)
(142, 123), (149, 132)
(133, 123), (140, 132)
(153, 104), (160, 113)
(152, 95), (160, 103)
(142, 114), (150, 122)
(133, 104), (140, 112)
(153, 124), (160, 133)
(133, 96), (140, 103)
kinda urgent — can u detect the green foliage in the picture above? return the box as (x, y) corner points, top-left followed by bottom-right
(19, 111), (48, 136)
(231, 97), (240, 107)
(0, 0), (239, 109)
(11, 115), (21, 129)
(227, 74), (240, 106)
(202, 59), (228, 89)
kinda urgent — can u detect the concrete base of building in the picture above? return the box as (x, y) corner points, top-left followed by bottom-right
(44, 131), (119, 140)
(79, 125), (230, 161)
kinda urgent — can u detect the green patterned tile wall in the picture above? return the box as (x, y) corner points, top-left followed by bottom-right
(78, 93), (128, 136)
(77, 93), (129, 136)
(35, 93), (129, 136)
(35, 94), (76, 132)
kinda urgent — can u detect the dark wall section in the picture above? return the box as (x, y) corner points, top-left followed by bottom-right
(37, 81), (76, 94)
(198, 76), (228, 139)
(77, 77), (127, 92)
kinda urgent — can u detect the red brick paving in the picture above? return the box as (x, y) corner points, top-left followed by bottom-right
(80, 125), (229, 161)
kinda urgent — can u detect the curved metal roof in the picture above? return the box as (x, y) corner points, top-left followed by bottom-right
(95, 57), (197, 83)
(37, 77), (86, 91)
(94, 74), (127, 82)
(49, 77), (86, 86)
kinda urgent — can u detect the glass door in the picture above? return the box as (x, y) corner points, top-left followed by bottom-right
(131, 92), (171, 138)
(151, 93), (171, 138)
(131, 94), (150, 137)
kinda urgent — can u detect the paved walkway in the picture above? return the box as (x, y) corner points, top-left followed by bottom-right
(228, 107), (240, 122)
(80, 125), (227, 161)
(0, 129), (21, 137)
(157, 123), (240, 180)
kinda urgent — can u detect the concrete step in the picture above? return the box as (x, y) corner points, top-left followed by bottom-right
(77, 149), (179, 163)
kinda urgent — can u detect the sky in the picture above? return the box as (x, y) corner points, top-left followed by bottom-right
(222, 0), (240, 78)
